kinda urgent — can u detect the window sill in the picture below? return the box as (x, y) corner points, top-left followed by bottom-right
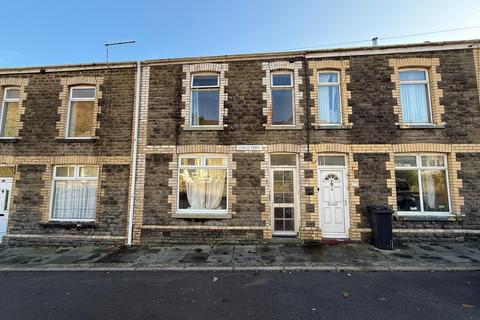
(0, 137), (20, 143)
(172, 212), (231, 220)
(264, 125), (303, 130)
(314, 124), (352, 130)
(40, 221), (97, 229)
(55, 137), (98, 142)
(183, 126), (225, 131)
(395, 213), (460, 221)
(396, 123), (446, 129)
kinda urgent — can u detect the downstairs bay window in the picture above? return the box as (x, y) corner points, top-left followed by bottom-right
(177, 155), (227, 215)
(50, 165), (98, 221)
(395, 155), (451, 216)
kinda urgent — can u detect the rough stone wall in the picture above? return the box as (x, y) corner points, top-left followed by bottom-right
(147, 60), (308, 146)
(1, 66), (136, 245)
(353, 153), (391, 229)
(457, 153), (480, 229)
(5, 163), (130, 246)
(0, 67), (135, 156)
(139, 48), (480, 244)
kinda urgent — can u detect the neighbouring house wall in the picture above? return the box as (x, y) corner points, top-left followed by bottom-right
(1, 66), (136, 245)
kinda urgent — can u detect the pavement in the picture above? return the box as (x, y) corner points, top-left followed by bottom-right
(0, 241), (479, 271)
(0, 271), (478, 319)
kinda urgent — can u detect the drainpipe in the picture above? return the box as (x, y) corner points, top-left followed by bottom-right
(303, 55), (312, 156)
(127, 61), (142, 246)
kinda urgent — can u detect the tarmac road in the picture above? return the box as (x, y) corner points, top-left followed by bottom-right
(0, 271), (478, 320)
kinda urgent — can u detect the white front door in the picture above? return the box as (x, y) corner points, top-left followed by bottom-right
(271, 168), (297, 236)
(319, 170), (348, 238)
(0, 179), (12, 244)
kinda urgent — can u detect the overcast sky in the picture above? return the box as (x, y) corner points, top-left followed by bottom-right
(1, 0), (479, 67)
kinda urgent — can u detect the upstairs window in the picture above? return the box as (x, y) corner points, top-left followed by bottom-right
(395, 155), (450, 215)
(67, 87), (96, 138)
(399, 70), (432, 124)
(1, 88), (20, 137)
(178, 155), (227, 214)
(191, 74), (220, 126)
(318, 72), (341, 125)
(271, 72), (294, 125)
(50, 165), (98, 221)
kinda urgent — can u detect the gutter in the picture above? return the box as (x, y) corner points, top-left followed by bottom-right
(127, 61), (142, 246)
(1, 39), (478, 74)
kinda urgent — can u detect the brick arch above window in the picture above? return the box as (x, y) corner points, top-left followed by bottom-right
(0, 78), (28, 139)
(181, 63), (228, 130)
(389, 57), (445, 128)
(308, 60), (352, 128)
(57, 76), (103, 139)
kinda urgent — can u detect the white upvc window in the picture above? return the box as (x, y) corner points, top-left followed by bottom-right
(50, 165), (98, 221)
(399, 69), (432, 124)
(177, 154), (227, 215)
(394, 154), (451, 216)
(0, 87), (20, 137)
(190, 74), (220, 126)
(271, 72), (294, 125)
(318, 71), (341, 125)
(67, 87), (96, 138)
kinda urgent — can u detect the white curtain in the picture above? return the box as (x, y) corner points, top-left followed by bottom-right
(52, 181), (97, 219)
(400, 84), (430, 123)
(318, 85), (340, 124)
(184, 170), (225, 210)
(422, 171), (436, 210)
(191, 90), (200, 125)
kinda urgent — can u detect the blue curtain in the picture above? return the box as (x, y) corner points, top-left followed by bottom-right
(318, 85), (340, 124)
(400, 84), (430, 123)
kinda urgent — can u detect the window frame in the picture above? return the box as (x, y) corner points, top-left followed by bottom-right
(317, 153), (347, 168)
(317, 71), (342, 126)
(398, 68), (433, 125)
(49, 165), (99, 222)
(394, 154), (452, 217)
(270, 71), (295, 126)
(177, 154), (228, 215)
(0, 87), (20, 138)
(189, 73), (221, 128)
(66, 86), (96, 139)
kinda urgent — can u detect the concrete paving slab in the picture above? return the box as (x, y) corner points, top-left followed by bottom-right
(256, 245), (284, 265)
(206, 245), (234, 264)
(180, 245), (212, 263)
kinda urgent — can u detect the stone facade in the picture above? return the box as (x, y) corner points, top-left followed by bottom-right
(2, 40), (480, 246)
(0, 65), (136, 245)
(136, 43), (480, 244)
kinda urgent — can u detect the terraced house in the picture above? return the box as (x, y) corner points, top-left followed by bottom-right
(1, 39), (480, 246)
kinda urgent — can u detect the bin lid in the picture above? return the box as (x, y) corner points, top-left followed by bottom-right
(367, 205), (393, 214)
